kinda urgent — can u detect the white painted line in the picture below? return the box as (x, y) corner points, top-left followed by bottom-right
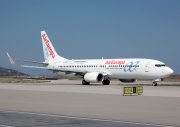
(0, 110), (175, 127)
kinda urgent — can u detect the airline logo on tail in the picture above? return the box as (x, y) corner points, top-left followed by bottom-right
(42, 33), (55, 58)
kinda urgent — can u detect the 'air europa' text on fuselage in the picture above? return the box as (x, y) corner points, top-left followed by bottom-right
(105, 60), (125, 65)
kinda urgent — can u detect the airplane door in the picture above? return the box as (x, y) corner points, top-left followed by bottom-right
(145, 62), (150, 72)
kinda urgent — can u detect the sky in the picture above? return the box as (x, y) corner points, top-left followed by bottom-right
(0, 0), (180, 75)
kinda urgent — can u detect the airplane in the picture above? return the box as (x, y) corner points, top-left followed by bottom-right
(7, 31), (173, 86)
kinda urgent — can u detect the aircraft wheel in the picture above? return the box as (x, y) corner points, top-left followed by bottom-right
(152, 82), (157, 86)
(82, 80), (90, 85)
(102, 80), (106, 85)
(102, 79), (110, 85)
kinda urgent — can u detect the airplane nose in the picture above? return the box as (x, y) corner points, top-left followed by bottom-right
(170, 68), (173, 74)
(167, 67), (173, 75)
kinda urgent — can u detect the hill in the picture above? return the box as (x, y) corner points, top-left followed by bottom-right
(0, 67), (28, 76)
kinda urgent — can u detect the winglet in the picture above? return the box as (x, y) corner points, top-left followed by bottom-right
(7, 53), (18, 66)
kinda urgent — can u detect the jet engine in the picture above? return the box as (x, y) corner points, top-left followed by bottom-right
(84, 72), (103, 82)
(119, 79), (137, 83)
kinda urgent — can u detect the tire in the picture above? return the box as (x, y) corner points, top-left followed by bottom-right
(82, 80), (90, 85)
(152, 82), (158, 86)
(102, 80), (106, 85)
(82, 80), (86, 85)
(107, 80), (110, 85)
(102, 79), (110, 85)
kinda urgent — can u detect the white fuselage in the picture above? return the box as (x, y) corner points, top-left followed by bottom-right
(7, 31), (174, 85)
(48, 58), (173, 80)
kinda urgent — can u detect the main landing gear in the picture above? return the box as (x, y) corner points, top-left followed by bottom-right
(82, 80), (90, 85)
(102, 79), (110, 85)
(82, 79), (110, 85)
(152, 82), (158, 86)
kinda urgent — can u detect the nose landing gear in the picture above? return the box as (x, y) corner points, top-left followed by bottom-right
(152, 82), (158, 86)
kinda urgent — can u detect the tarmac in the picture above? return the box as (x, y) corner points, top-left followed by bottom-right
(0, 79), (180, 127)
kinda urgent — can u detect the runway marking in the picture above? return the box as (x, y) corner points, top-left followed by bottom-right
(0, 110), (175, 127)
(0, 124), (15, 127)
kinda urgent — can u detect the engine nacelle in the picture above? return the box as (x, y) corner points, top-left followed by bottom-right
(84, 72), (103, 82)
(119, 79), (137, 83)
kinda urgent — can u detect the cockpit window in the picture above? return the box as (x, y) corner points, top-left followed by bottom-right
(155, 64), (166, 67)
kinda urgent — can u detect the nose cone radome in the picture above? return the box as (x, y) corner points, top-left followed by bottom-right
(167, 67), (174, 75)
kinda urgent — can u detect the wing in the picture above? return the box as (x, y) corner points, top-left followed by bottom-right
(16, 59), (48, 65)
(7, 53), (48, 69)
(7, 53), (87, 75)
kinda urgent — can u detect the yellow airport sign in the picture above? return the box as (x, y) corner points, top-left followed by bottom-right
(136, 86), (143, 93)
(123, 86), (143, 95)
